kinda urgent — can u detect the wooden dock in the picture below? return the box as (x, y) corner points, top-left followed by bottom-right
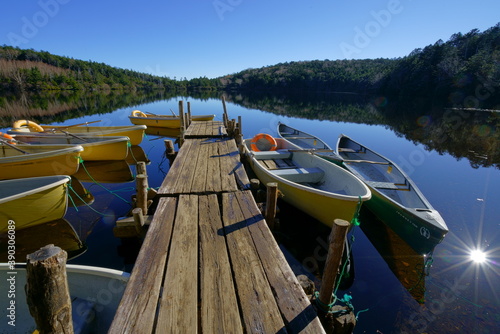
(108, 120), (325, 333)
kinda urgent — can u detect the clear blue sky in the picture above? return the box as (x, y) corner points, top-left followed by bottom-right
(1, 0), (498, 79)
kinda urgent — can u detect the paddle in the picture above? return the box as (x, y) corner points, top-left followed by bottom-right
(59, 130), (89, 143)
(43, 120), (102, 133)
(170, 109), (177, 117)
(145, 111), (158, 116)
(0, 138), (30, 154)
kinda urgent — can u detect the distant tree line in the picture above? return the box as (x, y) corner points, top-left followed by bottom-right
(0, 46), (216, 93)
(1, 23), (498, 109)
(217, 23), (500, 108)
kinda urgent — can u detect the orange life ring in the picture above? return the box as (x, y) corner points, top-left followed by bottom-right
(131, 110), (147, 118)
(250, 133), (277, 152)
(0, 132), (16, 145)
(12, 120), (44, 132)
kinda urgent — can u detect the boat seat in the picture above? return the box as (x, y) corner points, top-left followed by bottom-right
(252, 149), (291, 160)
(366, 181), (410, 191)
(272, 167), (324, 183)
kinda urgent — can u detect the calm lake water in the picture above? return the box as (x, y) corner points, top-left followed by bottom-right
(1, 95), (498, 333)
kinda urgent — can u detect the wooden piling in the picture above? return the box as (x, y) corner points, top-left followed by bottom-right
(137, 161), (147, 176)
(164, 139), (176, 164)
(187, 101), (192, 127)
(318, 219), (350, 307)
(222, 96), (228, 127)
(136, 174), (148, 215)
(265, 182), (278, 229)
(25, 244), (74, 334)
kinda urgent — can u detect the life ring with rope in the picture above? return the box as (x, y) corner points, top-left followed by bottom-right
(250, 133), (278, 152)
(0, 132), (16, 145)
(12, 120), (44, 132)
(131, 110), (147, 118)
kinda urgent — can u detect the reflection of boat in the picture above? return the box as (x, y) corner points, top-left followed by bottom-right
(0, 218), (86, 260)
(68, 176), (94, 206)
(125, 145), (150, 165)
(129, 110), (215, 128)
(360, 209), (430, 303)
(278, 122), (342, 162)
(144, 125), (181, 138)
(0, 263), (129, 334)
(12, 134), (130, 161)
(0, 175), (71, 232)
(244, 137), (371, 227)
(74, 160), (134, 183)
(0, 144), (83, 180)
(336, 134), (448, 254)
(10, 121), (147, 146)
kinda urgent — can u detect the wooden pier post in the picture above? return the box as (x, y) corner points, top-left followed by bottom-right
(179, 100), (185, 147)
(319, 219), (350, 306)
(221, 96), (228, 127)
(187, 101), (192, 127)
(164, 139), (176, 164)
(25, 244), (74, 334)
(265, 182), (278, 229)
(136, 174), (148, 215)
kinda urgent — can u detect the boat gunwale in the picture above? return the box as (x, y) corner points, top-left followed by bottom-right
(0, 145), (84, 163)
(0, 175), (71, 204)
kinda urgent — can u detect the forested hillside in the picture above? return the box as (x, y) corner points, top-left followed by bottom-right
(218, 23), (500, 108)
(0, 46), (191, 92)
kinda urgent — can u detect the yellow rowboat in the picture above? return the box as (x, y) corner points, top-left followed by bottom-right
(11, 134), (130, 161)
(0, 175), (71, 233)
(244, 136), (371, 228)
(10, 120), (146, 146)
(129, 110), (215, 128)
(0, 144), (83, 180)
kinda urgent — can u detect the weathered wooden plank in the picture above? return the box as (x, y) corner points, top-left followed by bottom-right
(263, 159), (278, 170)
(218, 138), (239, 192)
(108, 197), (177, 334)
(190, 138), (211, 192)
(236, 191), (326, 334)
(221, 192), (286, 333)
(224, 138), (250, 189)
(157, 139), (196, 194)
(199, 194), (244, 333)
(156, 195), (198, 333)
(206, 138), (222, 193)
(179, 139), (204, 193)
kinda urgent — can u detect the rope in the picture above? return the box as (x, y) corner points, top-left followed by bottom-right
(67, 184), (116, 217)
(350, 195), (362, 226)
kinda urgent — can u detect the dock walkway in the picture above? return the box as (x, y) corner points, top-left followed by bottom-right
(108, 121), (325, 333)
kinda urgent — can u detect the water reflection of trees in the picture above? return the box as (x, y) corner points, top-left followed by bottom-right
(0, 90), (176, 127)
(223, 91), (499, 169)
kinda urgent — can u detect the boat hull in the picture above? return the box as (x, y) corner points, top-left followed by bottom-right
(0, 145), (83, 179)
(336, 135), (448, 254)
(0, 175), (71, 233)
(245, 138), (371, 228)
(10, 125), (146, 146)
(129, 114), (215, 128)
(12, 135), (130, 161)
(250, 159), (365, 226)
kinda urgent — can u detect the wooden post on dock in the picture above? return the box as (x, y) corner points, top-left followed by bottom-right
(318, 219), (356, 334)
(221, 96), (228, 127)
(319, 219), (349, 306)
(237, 115), (242, 137)
(179, 100), (185, 147)
(25, 244), (74, 334)
(164, 139), (176, 164)
(265, 182), (278, 229)
(136, 174), (148, 215)
(187, 101), (192, 127)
